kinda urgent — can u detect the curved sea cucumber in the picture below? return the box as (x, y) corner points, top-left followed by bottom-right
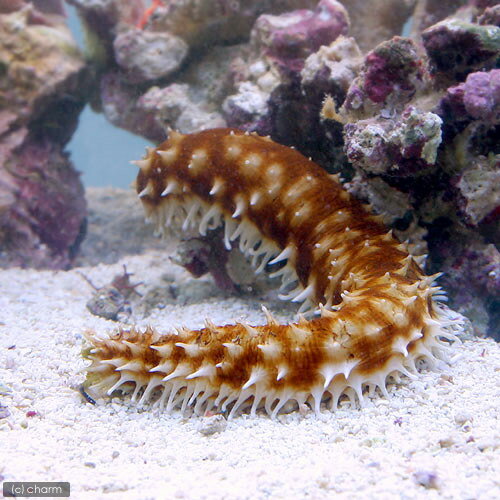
(82, 128), (458, 418)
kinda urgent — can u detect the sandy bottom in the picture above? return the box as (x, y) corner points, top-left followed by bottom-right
(1, 251), (499, 500)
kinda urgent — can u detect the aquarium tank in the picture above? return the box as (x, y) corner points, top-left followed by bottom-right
(0, 0), (497, 336)
(0, 1), (499, 498)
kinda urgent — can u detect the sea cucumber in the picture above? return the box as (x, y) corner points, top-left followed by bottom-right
(82, 128), (458, 418)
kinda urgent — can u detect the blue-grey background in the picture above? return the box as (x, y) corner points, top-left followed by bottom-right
(66, 5), (150, 188)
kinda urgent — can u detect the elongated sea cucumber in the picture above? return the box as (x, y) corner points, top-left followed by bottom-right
(82, 128), (459, 418)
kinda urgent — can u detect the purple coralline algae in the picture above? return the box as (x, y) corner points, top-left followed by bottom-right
(5, 0), (498, 337)
(440, 69), (500, 133)
(0, 3), (87, 269)
(460, 69), (500, 122)
(422, 18), (500, 80)
(341, 40), (442, 179)
(440, 69), (499, 228)
(344, 106), (442, 176)
(145, 0), (318, 47)
(250, 0), (349, 74)
(223, 1), (351, 157)
(343, 37), (427, 116)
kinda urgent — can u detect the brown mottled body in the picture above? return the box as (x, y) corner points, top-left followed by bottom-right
(83, 128), (457, 418)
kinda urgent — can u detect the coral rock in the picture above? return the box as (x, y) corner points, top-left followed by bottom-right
(455, 154), (500, 227)
(113, 29), (188, 84)
(100, 71), (165, 142)
(171, 235), (238, 293)
(0, 137), (86, 269)
(430, 238), (499, 338)
(345, 174), (412, 226)
(224, 5), (351, 151)
(0, 7), (85, 124)
(0, 6), (87, 269)
(343, 37), (426, 117)
(462, 69), (500, 122)
(478, 5), (500, 27)
(301, 36), (362, 99)
(251, 0), (349, 74)
(146, 0), (318, 48)
(344, 106), (442, 176)
(140, 84), (226, 135)
(422, 19), (500, 80)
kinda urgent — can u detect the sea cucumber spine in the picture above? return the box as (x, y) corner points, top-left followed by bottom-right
(83, 128), (458, 418)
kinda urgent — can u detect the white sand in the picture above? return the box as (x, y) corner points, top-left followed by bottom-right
(1, 251), (499, 500)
